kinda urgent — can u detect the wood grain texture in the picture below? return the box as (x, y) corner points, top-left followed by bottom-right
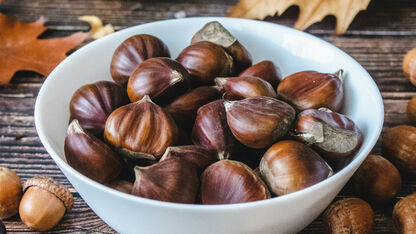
(0, 0), (415, 233)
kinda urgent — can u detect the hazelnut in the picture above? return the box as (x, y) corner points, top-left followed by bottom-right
(132, 158), (199, 203)
(403, 48), (416, 86)
(239, 60), (282, 88)
(160, 145), (218, 173)
(277, 70), (344, 112)
(353, 154), (401, 204)
(323, 198), (374, 234)
(164, 86), (220, 129)
(224, 96), (295, 149)
(19, 176), (74, 231)
(382, 125), (416, 175)
(260, 140), (333, 195)
(0, 167), (22, 219)
(407, 95), (416, 122)
(177, 41), (234, 85)
(191, 21), (252, 73)
(69, 81), (129, 136)
(201, 160), (270, 204)
(215, 76), (277, 100)
(127, 57), (190, 105)
(64, 119), (123, 183)
(105, 95), (180, 160)
(192, 100), (237, 160)
(294, 108), (363, 162)
(393, 192), (416, 233)
(110, 34), (170, 86)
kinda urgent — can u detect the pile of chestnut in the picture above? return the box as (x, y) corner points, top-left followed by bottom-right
(64, 21), (363, 205)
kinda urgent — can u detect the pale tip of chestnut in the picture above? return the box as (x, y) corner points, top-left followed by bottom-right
(334, 69), (344, 82)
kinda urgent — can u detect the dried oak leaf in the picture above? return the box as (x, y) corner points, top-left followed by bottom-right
(0, 14), (88, 84)
(228, 0), (371, 35)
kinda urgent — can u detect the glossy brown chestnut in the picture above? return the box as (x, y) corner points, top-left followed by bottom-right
(323, 198), (374, 234)
(407, 95), (416, 122)
(127, 57), (190, 104)
(131, 158), (199, 203)
(239, 60), (281, 88)
(277, 70), (344, 111)
(215, 76), (277, 100)
(353, 155), (401, 204)
(224, 97), (295, 149)
(164, 86), (220, 129)
(160, 145), (218, 172)
(191, 21), (252, 73)
(110, 34), (170, 86)
(382, 125), (416, 175)
(260, 140), (333, 195)
(104, 96), (179, 160)
(192, 100), (236, 160)
(177, 41), (234, 85)
(393, 192), (416, 233)
(294, 108), (363, 161)
(64, 119), (123, 183)
(69, 81), (129, 136)
(201, 160), (270, 204)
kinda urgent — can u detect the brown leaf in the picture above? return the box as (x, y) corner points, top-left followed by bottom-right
(0, 14), (88, 84)
(228, 0), (371, 35)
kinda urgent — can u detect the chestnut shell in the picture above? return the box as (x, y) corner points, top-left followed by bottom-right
(215, 76), (277, 100)
(127, 57), (190, 104)
(69, 81), (129, 136)
(110, 34), (170, 86)
(277, 70), (344, 112)
(239, 60), (281, 88)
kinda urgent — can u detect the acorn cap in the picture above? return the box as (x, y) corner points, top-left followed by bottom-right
(23, 176), (74, 211)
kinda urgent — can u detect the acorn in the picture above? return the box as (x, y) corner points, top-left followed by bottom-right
(277, 70), (344, 112)
(224, 97), (296, 149)
(201, 160), (270, 204)
(110, 34), (170, 86)
(239, 60), (281, 88)
(127, 57), (190, 105)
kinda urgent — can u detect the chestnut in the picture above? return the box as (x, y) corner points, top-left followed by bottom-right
(353, 154), (401, 204)
(132, 158), (199, 203)
(260, 140), (333, 195)
(160, 145), (218, 173)
(110, 34), (170, 86)
(64, 119), (123, 183)
(224, 96), (295, 149)
(323, 198), (374, 234)
(277, 70), (344, 112)
(177, 41), (234, 85)
(239, 60), (282, 88)
(294, 108), (363, 161)
(105, 95), (179, 160)
(393, 192), (416, 233)
(69, 81), (129, 136)
(191, 21), (252, 73)
(200, 160), (270, 204)
(192, 100), (237, 160)
(215, 76), (277, 100)
(164, 86), (220, 129)
(127, 57), (190, 104)
(382, 125), (416, 175)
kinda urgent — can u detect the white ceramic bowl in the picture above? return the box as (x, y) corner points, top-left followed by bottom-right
(35, 17), (383, 234)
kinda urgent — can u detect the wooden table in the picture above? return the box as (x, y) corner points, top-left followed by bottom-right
(0, 0), (415, 232)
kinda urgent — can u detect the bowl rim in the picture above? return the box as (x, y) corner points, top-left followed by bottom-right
(34, 16), (384, 211)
